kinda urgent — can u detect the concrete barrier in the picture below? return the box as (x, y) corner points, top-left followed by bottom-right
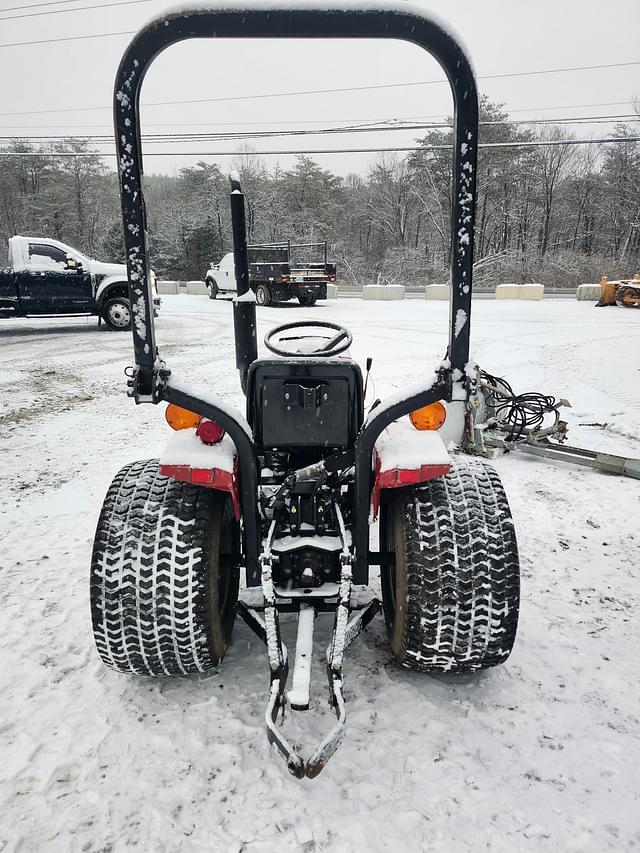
(326, 283), (339, 299)
(362, 284), (405, 300)
(496, 283), (544, 301)
(576, 283), (601, 301)
(185, 281), (208, 295)
(157, 280), (180, 295)
(425, 284), (450, 300)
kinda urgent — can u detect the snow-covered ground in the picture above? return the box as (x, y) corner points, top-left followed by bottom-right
(1, 296), (639, 852)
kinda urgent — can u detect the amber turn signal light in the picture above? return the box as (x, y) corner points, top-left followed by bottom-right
(409, 401), (447, 431)
(165, 403), (202, 431)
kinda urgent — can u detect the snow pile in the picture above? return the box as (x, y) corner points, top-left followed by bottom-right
(159, 427), (236, 472)
(375, 416), (450, 469)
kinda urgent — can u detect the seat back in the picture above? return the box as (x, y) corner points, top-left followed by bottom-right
(246, 359), (364, 450)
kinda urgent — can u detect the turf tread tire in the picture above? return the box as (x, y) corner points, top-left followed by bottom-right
(90, 459), (239, 676)
(381, 456), (519, 672)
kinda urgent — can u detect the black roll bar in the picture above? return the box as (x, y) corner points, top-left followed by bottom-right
(114, 2), (479, 585)
(114, 2), (478, 399)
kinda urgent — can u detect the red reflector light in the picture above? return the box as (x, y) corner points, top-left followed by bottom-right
(196, 419), (225, 445)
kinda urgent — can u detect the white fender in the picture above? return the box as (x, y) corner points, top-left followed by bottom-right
(96, 274), (130, 304)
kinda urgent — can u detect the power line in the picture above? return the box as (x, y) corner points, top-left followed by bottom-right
(1, 113), (636, 146)
(0, 0), (151, 22)
(508, 100), (631, 114)
(0, 57), (639, 113)
(2, 136), (638, 157)
(0, 29), (133, 49)
(0, 101), (634, 131)
(2, 0), (101, 12)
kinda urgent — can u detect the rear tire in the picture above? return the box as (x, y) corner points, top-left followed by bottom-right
(255, 284), (272, 306)
(380, 457), (519, 672)
(90, 459), (240, 676)
(297, 292), (318, 306)
(102, 296), (131, 331)
(207, 278), (218, 300)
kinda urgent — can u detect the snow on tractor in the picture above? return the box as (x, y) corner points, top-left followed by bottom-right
(90, 3), (521, 778)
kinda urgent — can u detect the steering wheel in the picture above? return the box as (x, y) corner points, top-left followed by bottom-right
(264, 320), (353, 358)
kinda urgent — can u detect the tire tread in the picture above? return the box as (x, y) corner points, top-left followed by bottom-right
(383, 457), (519, 673)
(90, 459), (236, 676)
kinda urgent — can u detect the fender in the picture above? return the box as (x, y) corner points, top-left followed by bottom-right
(371, 418), (451, 519)
(95, 275), (130, 306)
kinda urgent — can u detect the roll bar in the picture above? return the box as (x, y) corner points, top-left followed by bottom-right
(114, 3), (479, 585)
(114, 1), (478, 400)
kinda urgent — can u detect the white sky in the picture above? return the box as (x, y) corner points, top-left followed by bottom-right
(0, 0), (639, 176)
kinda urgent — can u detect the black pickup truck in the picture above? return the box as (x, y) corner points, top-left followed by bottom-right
(205, 241), (336, 306)
(0, 235), (160, 330)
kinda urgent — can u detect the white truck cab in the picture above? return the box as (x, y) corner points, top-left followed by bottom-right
(205, 253), (236, 296)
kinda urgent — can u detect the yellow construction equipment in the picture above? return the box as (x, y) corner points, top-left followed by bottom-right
(596, 273), (640, 307)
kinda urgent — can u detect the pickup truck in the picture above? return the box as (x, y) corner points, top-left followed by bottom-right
(205, 241), (336, 306)
(0, 235), (161, 330)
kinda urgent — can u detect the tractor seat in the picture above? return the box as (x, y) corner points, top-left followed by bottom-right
(246, 358), (364, 450)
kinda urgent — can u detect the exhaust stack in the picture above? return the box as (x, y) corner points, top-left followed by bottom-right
(230, 173), (258, 392)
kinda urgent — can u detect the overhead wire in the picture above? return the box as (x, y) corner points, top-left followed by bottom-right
(0, 0), (151, 22)
(2, 135), (638, 157)
(0, 100), (635, 132)
(0, 59), (639, 110)
(2, 0), (117, 11)
(0, 29), (132, 49)
(0, 113), (637, 145)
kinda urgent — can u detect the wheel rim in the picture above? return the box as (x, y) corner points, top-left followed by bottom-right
(107, 301), (130, 328)
(383, 506), (397, 615)
(218, 506), (235, 618)
(256, 288), (266, 305)
(208, 498), (239, 650)
(380, 498), (410, 657)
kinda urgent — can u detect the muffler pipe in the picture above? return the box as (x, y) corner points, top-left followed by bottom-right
(230, 173), (257, 392)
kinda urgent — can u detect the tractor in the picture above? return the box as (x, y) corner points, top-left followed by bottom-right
(90, 2), (520, 778)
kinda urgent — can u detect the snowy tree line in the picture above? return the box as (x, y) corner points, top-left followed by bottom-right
(1, 98), (638, 287)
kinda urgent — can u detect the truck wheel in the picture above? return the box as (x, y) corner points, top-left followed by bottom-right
(102, 296), (131, 331)
(380, 457), (519, 672)
(297, 293), (317, 306)
(90, 459), (240, 676)
(207, 278), (218, 300)
(255, 285), (272, 306)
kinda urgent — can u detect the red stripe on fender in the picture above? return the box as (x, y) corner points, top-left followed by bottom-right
(371, 453), (450, 519)
(376, 464), (451, 489)
(159, 463), (241, 520)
